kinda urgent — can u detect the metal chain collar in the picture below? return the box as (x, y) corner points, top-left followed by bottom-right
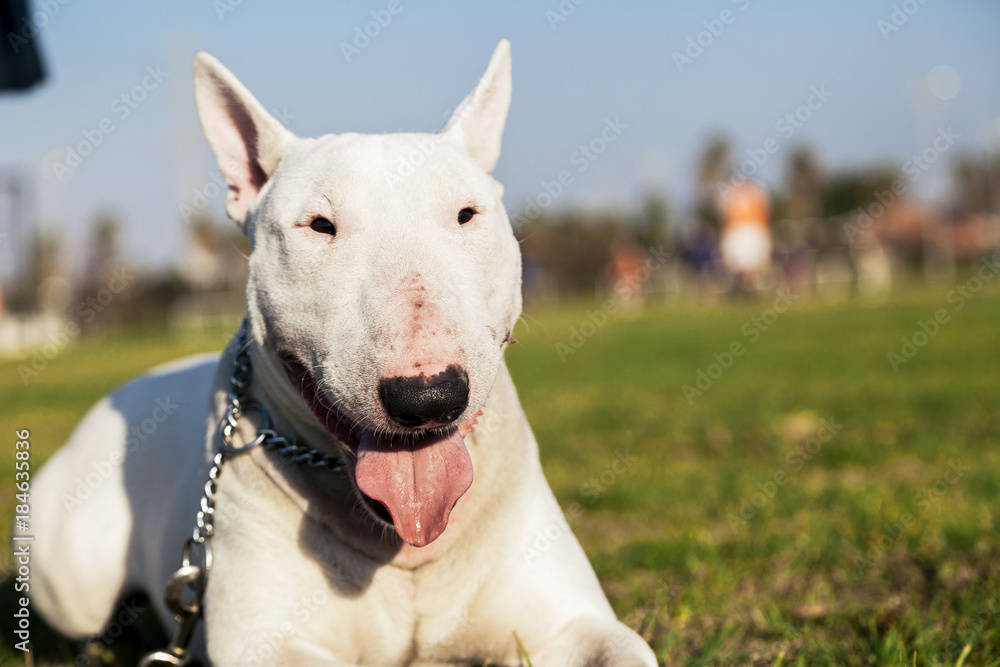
(139, 318), (344, 666)
(194, 319), (345, 547)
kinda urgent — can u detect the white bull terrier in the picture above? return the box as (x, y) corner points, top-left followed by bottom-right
(29, 40), (658, 666)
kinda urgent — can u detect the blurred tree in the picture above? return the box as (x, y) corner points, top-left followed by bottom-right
(518, 210), (623, 294)
(780, 146), (826, 221)
(635, 194), (671, 250)
(950, 152), (999, 217)
(10, 231), (61, 312)
(180, 214), (250, 292)
(695, 136), (731, 229)
(83, 215), (122, 293)
(821, 167), (899, 220)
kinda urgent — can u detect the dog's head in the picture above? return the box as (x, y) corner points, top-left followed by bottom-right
(193, 42), (521, 547)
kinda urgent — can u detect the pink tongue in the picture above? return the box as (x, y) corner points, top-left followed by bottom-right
(354, 428), (473, 547)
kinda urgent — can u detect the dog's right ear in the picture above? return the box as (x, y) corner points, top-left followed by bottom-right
(192, 52), (294, 226)
(440, 40), (512, 174)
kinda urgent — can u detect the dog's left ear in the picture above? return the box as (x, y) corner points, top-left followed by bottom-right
(192, 52), (294, 227)
(440, 40), (512, 174)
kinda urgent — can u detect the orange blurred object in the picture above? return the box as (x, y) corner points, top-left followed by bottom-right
(724, 181), (769, 230)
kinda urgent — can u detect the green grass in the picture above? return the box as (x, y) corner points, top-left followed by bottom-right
(2, 284), (999, 665)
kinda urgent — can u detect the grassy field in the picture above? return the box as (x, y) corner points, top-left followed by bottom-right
(2, 282), (999, 665)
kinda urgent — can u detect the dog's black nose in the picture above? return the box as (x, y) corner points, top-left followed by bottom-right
(379, 366), (470, 428)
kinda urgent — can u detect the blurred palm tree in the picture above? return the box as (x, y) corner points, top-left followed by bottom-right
(780, 146), (826, 222)
(695, 136), (732, 229)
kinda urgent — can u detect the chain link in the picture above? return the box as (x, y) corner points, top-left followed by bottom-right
(140, 318), (344, 666)
(189, 319), (345, 550)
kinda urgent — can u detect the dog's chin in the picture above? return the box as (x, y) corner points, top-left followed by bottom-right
(277, 352), (480, 541)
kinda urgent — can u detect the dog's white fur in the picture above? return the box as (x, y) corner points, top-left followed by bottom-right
(29, 42), (657, 666)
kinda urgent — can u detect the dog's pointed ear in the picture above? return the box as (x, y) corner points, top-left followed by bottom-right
(192, 52), (294, 226)
(440, 39), (511, 174)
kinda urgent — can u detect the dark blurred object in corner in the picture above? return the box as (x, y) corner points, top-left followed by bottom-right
(0, 0), (46, 91)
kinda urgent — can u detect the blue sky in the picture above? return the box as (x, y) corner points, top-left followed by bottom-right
(1, 0), (998, 274)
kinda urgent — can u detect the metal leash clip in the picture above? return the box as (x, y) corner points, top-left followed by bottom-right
(137, 540), (208, 666)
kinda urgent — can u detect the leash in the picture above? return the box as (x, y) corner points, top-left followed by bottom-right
(138, 319), (344, 666)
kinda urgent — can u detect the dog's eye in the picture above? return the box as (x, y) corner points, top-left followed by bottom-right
(309, 217), (336, 236)
(457, 207), (477, 225)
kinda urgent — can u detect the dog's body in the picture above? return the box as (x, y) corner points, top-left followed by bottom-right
(29, 42), (657, 666)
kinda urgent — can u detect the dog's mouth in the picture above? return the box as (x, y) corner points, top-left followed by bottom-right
(279, 353), (477, 547)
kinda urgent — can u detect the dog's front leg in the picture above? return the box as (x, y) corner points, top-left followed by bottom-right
(530, 616), (658, 667)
